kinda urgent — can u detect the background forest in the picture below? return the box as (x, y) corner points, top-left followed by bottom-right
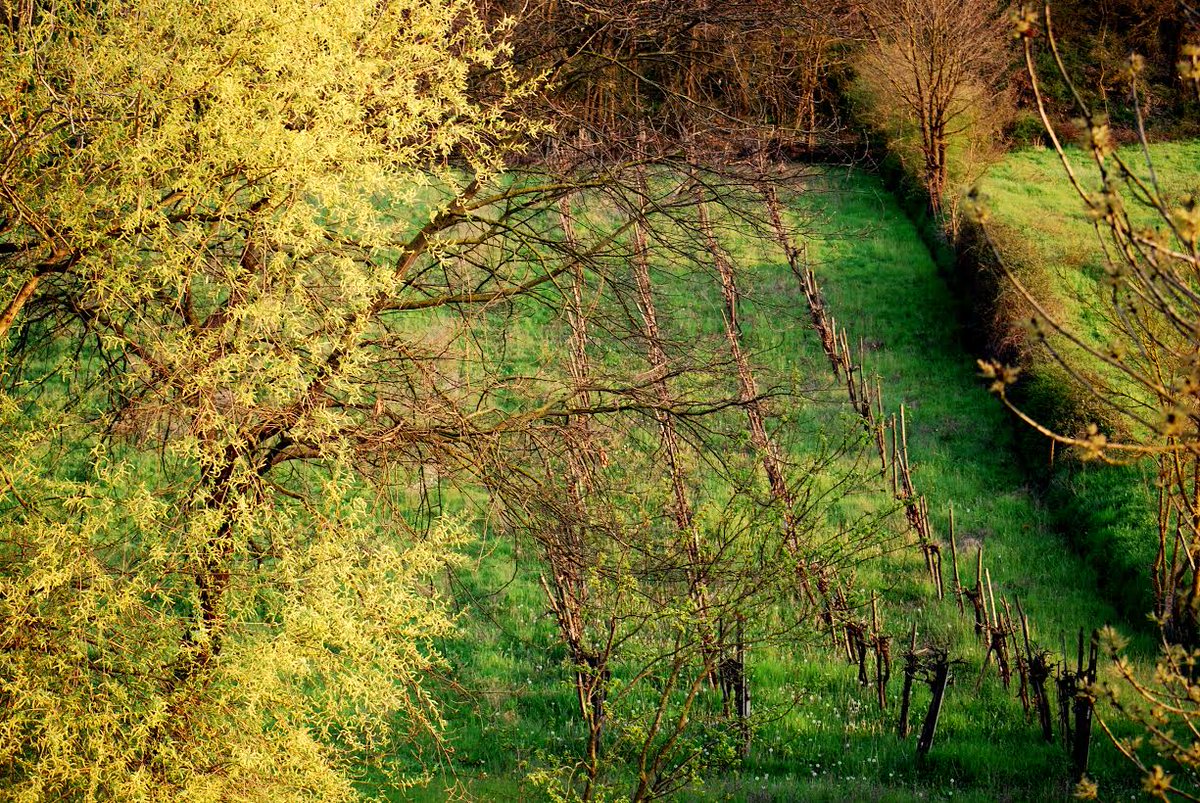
(2, 0), (1200, 800)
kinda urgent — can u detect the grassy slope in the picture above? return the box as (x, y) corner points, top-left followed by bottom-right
(983, 141), (1200, 352)
(767, 173), (1141, 799)
(798, 174), (1111, 630)
(980, 142), (1200, 618)
(400, 169), (1142, 802)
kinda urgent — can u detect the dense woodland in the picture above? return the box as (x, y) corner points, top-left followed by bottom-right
(3, 0), (1200, 800)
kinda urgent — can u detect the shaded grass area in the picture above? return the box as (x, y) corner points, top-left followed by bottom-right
(978, 142), (1200, 621)
(392, 169), (1144, 801)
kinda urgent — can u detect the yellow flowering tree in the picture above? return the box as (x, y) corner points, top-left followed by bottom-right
(0, 1), (896, 798)
(0, 0), (552, 797)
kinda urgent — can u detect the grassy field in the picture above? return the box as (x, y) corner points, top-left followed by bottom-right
(982, 141), (1200, 354)
(978, 141), (1200, 619)
(396, 169), (1148, 801)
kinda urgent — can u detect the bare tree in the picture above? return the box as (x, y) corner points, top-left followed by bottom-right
(859, 0), (1012, 212)
(488, 0), (858, 156)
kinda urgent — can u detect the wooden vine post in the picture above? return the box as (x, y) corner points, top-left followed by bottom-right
(1016, 597), (1054, 743)
(916, 649), (952, 759)
(719, 616), (751, 757)
(898, 624), (919, 738)
(1070, 630), (1100, 784)
(949, 504), (964, 615)
(871, 593), (892, 709)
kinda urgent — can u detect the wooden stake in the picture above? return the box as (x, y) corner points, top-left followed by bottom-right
(871, 592), (890, 709)
(1018, 599), (1053, 743)
(890, 415), (899, 497)
(1070, 631), (1099, 783)
(917, 652), (951, 759)
(875, 379), (888, 472)
(985, 568), (999, 626)
(949, 504), (963, 615)
(971, 546), (988, 637)
(898, 623), (918, 738)
(1016, 597), (1032, 659)
(737, 615), (750, 757)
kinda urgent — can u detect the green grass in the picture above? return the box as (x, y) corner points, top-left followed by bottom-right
(773, 172), (1146, 796)
(391, 168), (1149, 801)
(983, 141), (1200, 325)
(796, 174), (1115, 631)
(977, 141), (1200, 620)
(981, 141), (1200, 371)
